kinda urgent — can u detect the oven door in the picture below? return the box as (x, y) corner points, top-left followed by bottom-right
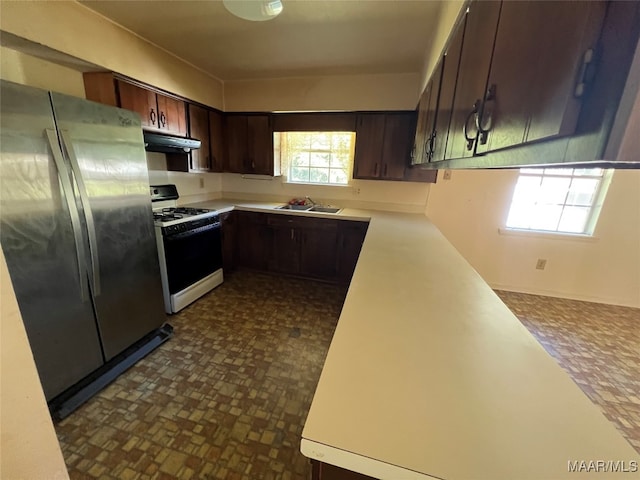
(162, 222), (222, 294)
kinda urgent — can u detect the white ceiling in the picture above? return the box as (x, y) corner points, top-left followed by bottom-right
(78, 0), (443, 81)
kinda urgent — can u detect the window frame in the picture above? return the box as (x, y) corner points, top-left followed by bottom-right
(274, 131), (356, 187)
(504, 167), (612, 236)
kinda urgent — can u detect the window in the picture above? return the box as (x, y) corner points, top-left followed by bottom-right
(275, 131), (355, 185)
(506, 167), (611, 235)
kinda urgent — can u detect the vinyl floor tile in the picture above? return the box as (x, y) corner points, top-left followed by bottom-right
(56, 271), (346, 479)
(496, 291), (640, 454)
(54, 273), (640, 479)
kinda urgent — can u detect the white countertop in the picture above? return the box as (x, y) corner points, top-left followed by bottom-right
(185, 200), (639, 479)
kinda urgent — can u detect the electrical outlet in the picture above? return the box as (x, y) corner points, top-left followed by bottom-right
(443, 169), (452, 180)
(199, 177), (204, 189)
(353, 187), (361, 195)
(536, 259), (547, 270)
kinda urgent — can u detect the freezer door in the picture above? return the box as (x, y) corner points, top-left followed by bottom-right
(0, 80), (104, 400)
(50, 92), (167, 360)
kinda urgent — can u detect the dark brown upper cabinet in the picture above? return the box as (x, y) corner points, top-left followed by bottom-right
(187, 104), (211, 172)
(475, 1), (607, 154)
(412, 59), (443, 165)
(83, 74), (187, 137)
(415, 0), (640, 169)
(224, 114), (275, 175)
(445, 1), (501, 161)
(209, 110), (224, 172)
(117, 80), (187, 137)
(431, 16), (465, 163)
(354, 112), (436, 183)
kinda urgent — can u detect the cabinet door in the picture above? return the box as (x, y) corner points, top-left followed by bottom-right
(247, 115), (273, 175)
(475, 1), (606, 154)
(413, 60), (444, 165)
(337, 221), (368, 284)
(236, 212), (269, 270)
(300, 220), (339, 280)
(269, 225), (301, 274)
(381, 113), (414, 180)
(353, 114), (385, 179)
(225, 115), (248, 173)
(431, 15), (466, 162)
(117, 80), (158, 129)
(412, 86), (431, 165)
(445, 1), (501, 160)
(219, 211), (236, 272)
(209, 110), (224, 172)
(188, 104), (211, 171)
(156, 94), (187, 136)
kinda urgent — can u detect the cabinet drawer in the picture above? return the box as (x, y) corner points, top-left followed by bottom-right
(267, 214), (304, 228)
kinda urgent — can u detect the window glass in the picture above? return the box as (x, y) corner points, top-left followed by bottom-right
(506, 168), (611, 235)
(276, 132), (355, 185)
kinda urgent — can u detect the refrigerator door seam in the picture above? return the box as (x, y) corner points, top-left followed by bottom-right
(60, 129), (101, 296)
(44, 128), (90, 302)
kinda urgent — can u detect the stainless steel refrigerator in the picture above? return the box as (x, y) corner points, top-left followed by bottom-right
(0, 80), (170, 418)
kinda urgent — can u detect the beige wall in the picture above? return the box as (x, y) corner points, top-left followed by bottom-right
(225, 73), (421, 112)
(0, 248), (70, 480)
(0, 46), (86, 97)
(0, 0), (224, 108)
(426, 169), (640, 308)
(221, 173), (430, 214)
(419, 0), (465, 92)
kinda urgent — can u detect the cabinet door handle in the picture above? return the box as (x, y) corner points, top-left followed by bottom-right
(251, 160), (256, 170)
(574, 49), (594, 98)
(477, 84), (496, 145)
(149, 108), (157, 125)
(160, 111), (167, 128)
(427, 130), (437, 162)
(189, 156), (193, 170)
(291, 228), (294, 240)
(463, 100), (481, 151)
(206, 156), (210, 169)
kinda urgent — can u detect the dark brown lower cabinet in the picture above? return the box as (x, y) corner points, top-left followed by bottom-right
(232, 211), (367, 284)
(299, 219), (339, 279)
(219, 211), (236, 272)
(311, 461), (378, 480)
(337, 221), (368, 284)
(235, 211), (271, 271)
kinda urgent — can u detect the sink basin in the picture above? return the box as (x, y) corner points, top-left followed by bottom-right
(309, 206), (342, 214)
(276, 204), (313, 211)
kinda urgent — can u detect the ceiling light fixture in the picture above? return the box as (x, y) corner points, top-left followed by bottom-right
(222, 0), (283, 22)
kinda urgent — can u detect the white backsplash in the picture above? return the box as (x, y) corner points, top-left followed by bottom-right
(147, 152), (431, 213)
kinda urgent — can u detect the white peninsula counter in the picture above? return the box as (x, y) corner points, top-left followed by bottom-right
(299, 211), (639, 479)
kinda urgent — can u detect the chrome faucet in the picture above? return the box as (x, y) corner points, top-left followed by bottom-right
(305, 196), (317, 206)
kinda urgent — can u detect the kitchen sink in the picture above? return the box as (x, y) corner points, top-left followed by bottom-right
(309, 206), (342, 214)
(276, 204), (313, 211)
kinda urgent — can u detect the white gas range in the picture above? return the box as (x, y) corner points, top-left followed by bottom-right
(151, 185), (224, 314)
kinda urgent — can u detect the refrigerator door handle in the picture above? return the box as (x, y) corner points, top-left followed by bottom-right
(60, 130), (101, 296)
(45, 129), (90, 302)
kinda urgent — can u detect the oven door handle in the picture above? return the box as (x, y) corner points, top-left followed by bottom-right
(164, 222), (221, 241)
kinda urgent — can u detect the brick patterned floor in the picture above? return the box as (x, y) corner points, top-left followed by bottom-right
(496, 291), (640, 454)
(55, 271), (347, 480)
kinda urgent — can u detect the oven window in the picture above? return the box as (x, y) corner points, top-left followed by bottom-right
(163, 225), (222, 294)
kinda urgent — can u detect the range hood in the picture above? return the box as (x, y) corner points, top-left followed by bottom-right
(143, 131), (201, 154)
